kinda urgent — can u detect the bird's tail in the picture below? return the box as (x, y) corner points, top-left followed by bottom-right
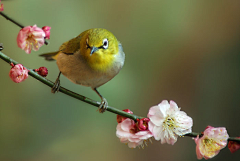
(39, 52), (59, 61)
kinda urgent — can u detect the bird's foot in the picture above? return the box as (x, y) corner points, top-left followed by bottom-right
(97, 98), (108, 113)
(51, 79), (60, 93)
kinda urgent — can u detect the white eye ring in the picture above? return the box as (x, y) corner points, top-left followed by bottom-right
(102, 38), (108, 49)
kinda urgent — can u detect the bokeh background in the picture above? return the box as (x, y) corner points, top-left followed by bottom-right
(1, 0), (240, 161)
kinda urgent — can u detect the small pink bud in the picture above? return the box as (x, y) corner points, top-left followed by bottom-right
(137, 118), (150, 131)
(10, 63), (15, 67)
(0, 4), (4, 12)
(116, 109), (133, 123)
(42, 26), (51, 39)
(228, 137), (240, 153)
(0, 0), (3, 12)
(35, 67), (48, 77)
(9, 64), (28, 83)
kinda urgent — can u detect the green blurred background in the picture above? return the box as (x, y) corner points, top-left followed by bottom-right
(1, 0), (240, 160)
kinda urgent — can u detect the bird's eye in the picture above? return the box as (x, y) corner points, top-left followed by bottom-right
(102, 38), (108, 49)
(86, 38), (90, 49)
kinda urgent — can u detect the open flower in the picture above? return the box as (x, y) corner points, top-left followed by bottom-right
(147, 100), (193, 145)
(42, 26), (51, 39)
(116, 118), (153, 148)
(194, 126), (229, 160)
(17, 25), (45, 54)
(9, 64), (28, 83)
(228, 137), (240, 153)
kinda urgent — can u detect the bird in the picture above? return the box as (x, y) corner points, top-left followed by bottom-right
(40, 28), (125, 113)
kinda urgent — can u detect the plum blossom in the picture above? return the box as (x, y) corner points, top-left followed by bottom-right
(228, 137), (240, 153)
(147, 100), (193, 145)
(194, 126), (229, 160)
(116, 118), (153, 148)
(0, 0), (3, 12)
(42, 26), (51, 39)
(17, 25), (45, 54)
(9, 64), (28, 83)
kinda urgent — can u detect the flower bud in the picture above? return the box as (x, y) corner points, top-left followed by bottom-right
(0, 0), (4, 12)
(35, 67), (48, 77)
(137, 118), (150, 131)
(228, 137), (240, 153)
(9, 64), (28, 83)
(42, 26), (51, 39)
(116, 109), (133, 123)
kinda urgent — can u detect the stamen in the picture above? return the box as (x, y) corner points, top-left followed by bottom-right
(149, 138), (153, 144)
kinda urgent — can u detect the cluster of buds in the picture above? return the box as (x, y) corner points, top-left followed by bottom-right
(9, 64), (48, 83)
(116, 110), (153, 148)
(116, 100), (194, 148)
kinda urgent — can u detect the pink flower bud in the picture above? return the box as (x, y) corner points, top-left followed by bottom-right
(9, 64), (28, 83)
(228, 137), (240, 153)
(137, 118), (150, 131)
(0, 4), (4, 12)
(116, 109), (133, 123)
(17, 25), (45, 54)
(42, 26), (51, 39)
(35, 67), (48, 77)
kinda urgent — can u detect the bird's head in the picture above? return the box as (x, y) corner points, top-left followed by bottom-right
(80, 28), (119, 72)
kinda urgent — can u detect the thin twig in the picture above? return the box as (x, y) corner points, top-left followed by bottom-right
(0, 12), (49, 45)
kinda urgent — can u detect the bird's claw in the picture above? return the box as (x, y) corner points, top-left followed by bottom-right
(51, 79), (60, 93)
(97, 98), (108, 113)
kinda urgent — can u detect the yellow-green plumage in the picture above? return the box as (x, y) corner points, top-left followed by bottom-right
(40, 28), (125, 113)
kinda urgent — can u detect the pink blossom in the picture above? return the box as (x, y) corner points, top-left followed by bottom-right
(137, 118), (150, 131)
(194, 126), (229, 160)
(116, 118), (153, 148)
(42, 26), (51, 39)
(228, 137), (240, 153)
(116, 109), (133, 123)
(17, 25), (45, 54)
(9, 64), (28, 83)
(147, 100), (193, 145)
(0, 0), (3, 12)
(35, 67), (48, 77)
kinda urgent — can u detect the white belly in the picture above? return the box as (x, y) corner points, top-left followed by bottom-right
(56, 52), (123, 88)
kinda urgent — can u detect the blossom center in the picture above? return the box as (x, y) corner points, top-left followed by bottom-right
(201, 137), (221, 157)
(27, 33), (34, 42)
(129, 125), (138, 134)
(163, 116), (176, 130)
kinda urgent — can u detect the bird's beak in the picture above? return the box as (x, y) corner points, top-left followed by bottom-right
(90, 46), (99, 56)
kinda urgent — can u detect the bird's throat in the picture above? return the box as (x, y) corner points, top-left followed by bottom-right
(87, 53), (115, 72)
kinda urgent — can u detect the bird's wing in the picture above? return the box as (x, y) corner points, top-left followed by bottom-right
(60, 35), (82, 55)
